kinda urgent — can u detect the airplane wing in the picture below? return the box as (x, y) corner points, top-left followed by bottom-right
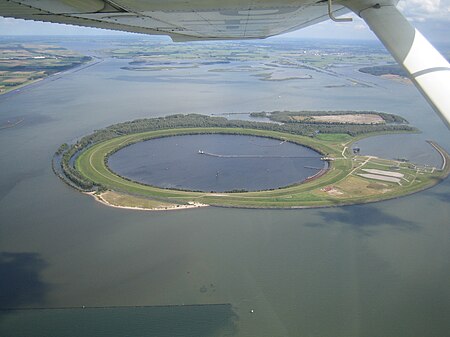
(1, 0), (449, 127)
(0, 0), (349, 40)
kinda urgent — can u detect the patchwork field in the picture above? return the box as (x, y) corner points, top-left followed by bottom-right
(0, 43), (91, 94)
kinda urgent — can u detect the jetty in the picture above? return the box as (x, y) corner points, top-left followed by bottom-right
(198, 150), (320, 159)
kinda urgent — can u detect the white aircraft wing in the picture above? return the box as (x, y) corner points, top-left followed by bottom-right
(0, 0), (349, 40)
(1, 0), (449, 127)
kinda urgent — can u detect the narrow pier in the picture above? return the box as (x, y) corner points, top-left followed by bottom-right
(0, 118), (24, 130)
(198, 150), (320, 159)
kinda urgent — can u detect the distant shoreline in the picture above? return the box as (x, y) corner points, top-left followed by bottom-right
(0, 58), (100, 99)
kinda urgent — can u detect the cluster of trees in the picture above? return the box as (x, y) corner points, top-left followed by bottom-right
(359, 65), (407, 77)
(60, 144), (95, 190)
(2, 82), (21, 87)
(58, 113), (415, 191)
(105, 113), (413, 136)
(251, 110), (408, 124)
(55, 143), (69, 155)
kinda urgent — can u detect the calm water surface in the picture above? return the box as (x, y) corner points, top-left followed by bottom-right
(0, 37), (449, 337)
(108, 134), (324, 192)
(356, 133), (443, 166)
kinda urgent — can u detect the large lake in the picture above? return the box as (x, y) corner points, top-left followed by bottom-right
(0, 37), (449, 337)
(108, 134), (325, 192)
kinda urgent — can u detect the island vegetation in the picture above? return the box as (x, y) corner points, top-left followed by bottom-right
(250, 110), (408, 125)
(359, 64), (408, 78)
(54, 113), (449, 210)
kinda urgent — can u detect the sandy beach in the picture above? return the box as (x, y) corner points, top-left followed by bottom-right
(85, 191), (209, 211)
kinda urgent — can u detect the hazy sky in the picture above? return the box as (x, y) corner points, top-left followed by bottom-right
(0, 0), (449, 44)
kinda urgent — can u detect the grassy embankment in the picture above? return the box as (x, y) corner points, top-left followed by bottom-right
(76, 127), (450, 209)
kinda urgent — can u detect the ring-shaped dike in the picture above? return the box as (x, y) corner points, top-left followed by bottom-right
(75, 127), (449, 209)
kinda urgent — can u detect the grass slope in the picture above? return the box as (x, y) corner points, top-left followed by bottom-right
(76, 128), (449, 209)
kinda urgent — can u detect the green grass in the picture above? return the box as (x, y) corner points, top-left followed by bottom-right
(315, 133), (352, 143)
(75, 128), (450, 209)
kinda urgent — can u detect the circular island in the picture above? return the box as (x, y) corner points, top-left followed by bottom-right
(54, 114), (450, 210)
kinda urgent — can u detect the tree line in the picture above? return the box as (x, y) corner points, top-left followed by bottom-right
(250, 110), (408, 124)
(57, 113), (416, 191)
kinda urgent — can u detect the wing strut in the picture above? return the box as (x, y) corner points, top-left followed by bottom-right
(328, 0), (353, 22)
(346, 2), (450, 128)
